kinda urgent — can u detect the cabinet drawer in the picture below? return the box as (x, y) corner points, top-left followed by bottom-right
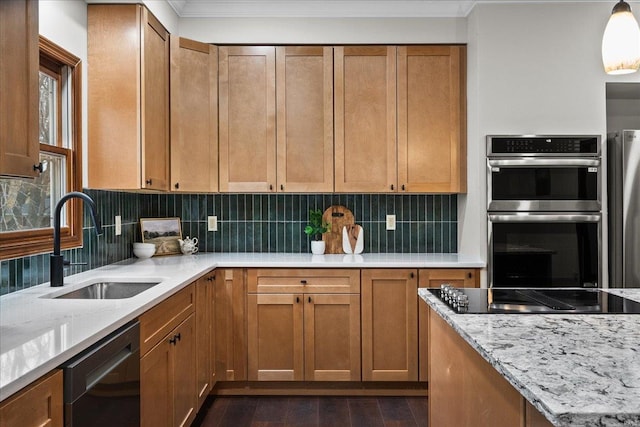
(247, 269), (360, 294)
(140, 284), (195, 356)
(0, 369), (63, 427)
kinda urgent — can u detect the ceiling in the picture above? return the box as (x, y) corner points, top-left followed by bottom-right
(166, 0), (614, 18)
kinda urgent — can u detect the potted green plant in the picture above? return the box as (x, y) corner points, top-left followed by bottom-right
(304, 209), (330, 254)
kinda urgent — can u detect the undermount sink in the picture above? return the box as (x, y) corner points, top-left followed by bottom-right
(51, 280), (161, 300)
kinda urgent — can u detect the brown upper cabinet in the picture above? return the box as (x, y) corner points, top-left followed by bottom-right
(0, 0), (39, 178)
(397, 45), (467, 193)
(218, 46), (276, 192)
(276, 46), (334, 193)
(219, 46), (334, 193)
(334, 46), (398, 193)
(88, 4), (170, 191)
(170, 37), (218, 193)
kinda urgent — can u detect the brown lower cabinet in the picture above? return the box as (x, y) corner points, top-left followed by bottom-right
(140, 285), (196, 427)
(0, 369), (63, 427)
(428, 305), (553, 427)
(361, 269), (418, 381)
(247, 269), (361, 381)
(418, 268), (478, 381)
(215, 268), (247, 381)
(195, 272), (216, 408)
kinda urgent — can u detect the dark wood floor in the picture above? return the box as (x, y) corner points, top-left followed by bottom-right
(192, 396), (428, 427)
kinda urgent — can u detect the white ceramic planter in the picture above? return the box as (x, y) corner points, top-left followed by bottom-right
(311, 240), (326, 255)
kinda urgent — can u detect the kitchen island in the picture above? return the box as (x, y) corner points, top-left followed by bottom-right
(420, 288), (640, 427)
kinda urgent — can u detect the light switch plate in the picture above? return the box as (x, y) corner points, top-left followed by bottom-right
(208, 216), (218, 232)
(115, 215), (122, 236)
(386, 214), (396, 231)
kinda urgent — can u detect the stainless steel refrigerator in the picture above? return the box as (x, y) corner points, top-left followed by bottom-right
(608, 130), (640, 288)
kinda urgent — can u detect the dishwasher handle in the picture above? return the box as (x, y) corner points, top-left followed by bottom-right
(61, 321), (140, 403)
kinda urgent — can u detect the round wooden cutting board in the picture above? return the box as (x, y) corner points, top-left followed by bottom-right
(321, 205), (355, 254)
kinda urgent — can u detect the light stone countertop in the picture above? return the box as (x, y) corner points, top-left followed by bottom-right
(0, 252), (483, 401)
(419, 288), (640, 427)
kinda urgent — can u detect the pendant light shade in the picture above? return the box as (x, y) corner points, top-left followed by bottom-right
(602, 0), (640, 74)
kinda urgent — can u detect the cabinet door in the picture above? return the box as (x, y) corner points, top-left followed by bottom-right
(304, 294), (361, 381)
(334, 46), (397, 193)
(172, 315), (197, 427)
(219, 46), (276, 192)
(0, 370), (63, 427)
(88, 5), (169, 190)
(170, 37), (218, 193)
(141, 338), (172, 427)
(398, 46), (466, 193)
(418, 268), (478, 381)
(195, 274), (215, 408)
(276, 46), (334, 192)
(247, 293), (304, 381)
(141, 8), (170, 191)
(215, 269), (247, 381)
(0, 0), (39, 178)
(361, 269), (418, 381)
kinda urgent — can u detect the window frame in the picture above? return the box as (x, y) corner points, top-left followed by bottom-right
(0, 36), (83, 260)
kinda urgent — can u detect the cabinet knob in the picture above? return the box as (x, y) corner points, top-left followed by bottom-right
(146, 179), (153, 185)
(169, 336), (177, 345)
(390, 184), (394, 190)
(402, 184), (406, 191)
(467, 272), (473, 279)
(33, 162), (45, 173)
(280, 184), (284, 191)
(175, 182), (180, 189)
(410, 272), (415, 279)
(308, 296), (312, 303)
(296, 297), (300, 303)
(269, 184), (273, 191)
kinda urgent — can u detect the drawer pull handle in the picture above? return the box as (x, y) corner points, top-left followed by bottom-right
(308, 296), (312, 303)
(300, 280), (307, 284)
(410, 272), (415, 279)
(296, 297), (300, 303)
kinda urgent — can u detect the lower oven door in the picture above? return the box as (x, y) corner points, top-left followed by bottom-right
(488, 213), (601, 288)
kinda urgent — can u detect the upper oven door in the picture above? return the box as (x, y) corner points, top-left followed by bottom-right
(487, 158), (601, 212)
(488, 213), (601, 288)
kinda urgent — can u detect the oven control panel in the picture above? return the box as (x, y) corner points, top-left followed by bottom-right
(487, 135), (600, 156)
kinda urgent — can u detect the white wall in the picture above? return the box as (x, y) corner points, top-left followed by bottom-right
(179, 17), (467, 44)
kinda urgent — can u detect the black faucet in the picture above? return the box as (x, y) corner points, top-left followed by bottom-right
(50, 192), (103, 287)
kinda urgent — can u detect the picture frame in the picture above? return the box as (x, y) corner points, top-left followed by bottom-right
(140, 217), (182, 256)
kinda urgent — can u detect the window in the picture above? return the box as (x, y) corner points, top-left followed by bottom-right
(0, 37), (82, 260)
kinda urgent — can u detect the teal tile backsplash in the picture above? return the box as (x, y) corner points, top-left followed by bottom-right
(1, 190), (457, 295)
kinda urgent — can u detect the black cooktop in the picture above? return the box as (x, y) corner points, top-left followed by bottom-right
(428, 288), (640, 314)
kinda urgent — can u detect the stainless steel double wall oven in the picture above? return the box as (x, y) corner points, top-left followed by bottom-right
(487, 135), (602, 288)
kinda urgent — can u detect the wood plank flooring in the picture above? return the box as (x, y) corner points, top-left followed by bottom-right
(192, 396), (428, 427)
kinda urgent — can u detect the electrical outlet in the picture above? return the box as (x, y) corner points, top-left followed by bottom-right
(386, 214), (396, 231)
(115, 215), (122, 236)
(208, 216), (218, 232)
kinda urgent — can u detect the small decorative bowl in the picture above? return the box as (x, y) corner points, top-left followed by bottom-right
(133, 242), (156, 259)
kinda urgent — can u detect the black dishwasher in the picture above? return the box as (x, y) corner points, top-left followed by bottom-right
(60, 320), (140, 427)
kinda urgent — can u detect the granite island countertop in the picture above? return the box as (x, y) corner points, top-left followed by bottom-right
(0, 252), (483, 401)
(419, 288), (640, 427)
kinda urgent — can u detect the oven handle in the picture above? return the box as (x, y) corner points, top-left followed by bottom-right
(488, 158), (600, 167)
(488, 213), (601, 223)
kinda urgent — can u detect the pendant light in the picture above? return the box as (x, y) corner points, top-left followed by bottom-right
(602, 0), (640, 74)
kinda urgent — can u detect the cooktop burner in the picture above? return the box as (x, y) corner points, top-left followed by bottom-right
(429, 287), (640, 314)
